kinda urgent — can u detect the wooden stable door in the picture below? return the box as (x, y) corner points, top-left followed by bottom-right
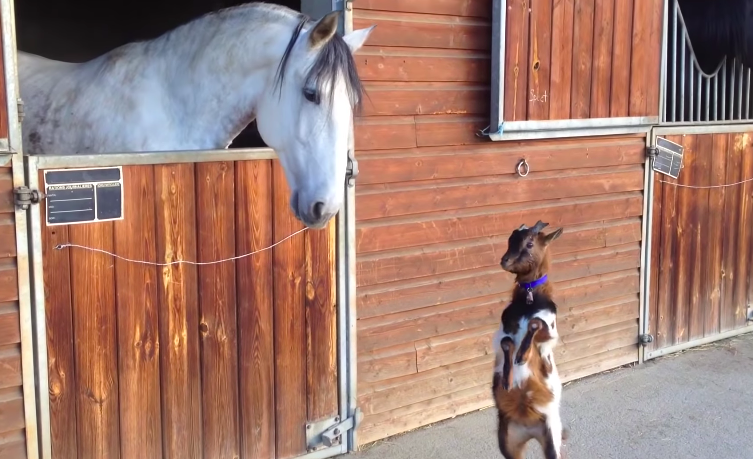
(39, 160), (339, 459)
(647, 131), (753, 356)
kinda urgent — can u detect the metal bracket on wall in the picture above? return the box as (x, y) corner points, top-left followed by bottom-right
(638, 334), (654, 346)
(345, 149), (359, 187)
(13, 186), (43, 210)
(305, 408), (363, 452)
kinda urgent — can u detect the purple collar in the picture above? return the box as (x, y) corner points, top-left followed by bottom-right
(518, 274), (548, 291)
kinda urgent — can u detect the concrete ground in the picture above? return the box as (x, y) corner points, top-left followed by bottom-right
(354, 332), (753, 459)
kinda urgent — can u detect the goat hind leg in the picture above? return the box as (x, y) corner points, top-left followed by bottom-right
(497, 416), (528, 459)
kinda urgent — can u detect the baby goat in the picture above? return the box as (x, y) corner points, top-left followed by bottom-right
(492, 220), (564, 459)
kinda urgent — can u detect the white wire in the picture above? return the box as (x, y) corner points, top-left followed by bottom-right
(54, 227), (308, 266)
(657, 176), (753, 189)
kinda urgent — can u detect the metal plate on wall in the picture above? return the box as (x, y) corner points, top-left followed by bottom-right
(44, 166), (124, 226)
(652, 137), (684, 179)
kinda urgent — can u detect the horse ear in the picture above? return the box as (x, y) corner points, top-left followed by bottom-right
(309, 11), (340, 49)
(343, 26), (376, 54)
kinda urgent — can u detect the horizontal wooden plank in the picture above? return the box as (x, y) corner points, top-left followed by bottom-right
(358, 264), (639, 326)
(357, 219), (641, 286)
(355, 46), (490, 82)
(0, 388), (24, 433)
(414, 115), (486, 147)
(356, 192), (644, 253)
(0, 304), (20, 346)
(355, 116), (416, 151)
(356, 139), (646, 184)
(358, 343), (417, 384)
(0, 168), (12, 213)
(555, 321), (639, 365)
(0, 215), (15, 258)
(357, 383), (492, 446)
(558, 295), (639, 333)
(358, 355), (492, 416)
(415, 324), (497, 372)
(361, 83), (489, 117)
(353, 11), (490, 50)
(559, 344), (638, 383)
(357, 165), (644, 221)
(0, 430), (26, 459)
(354, 0), (492, 17)
(0, 346), (21, 390)
(0, 261), (18, 303)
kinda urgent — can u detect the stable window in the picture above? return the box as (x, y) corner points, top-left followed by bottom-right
(486, 0), (665, 141)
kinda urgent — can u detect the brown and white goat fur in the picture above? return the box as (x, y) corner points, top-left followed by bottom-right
(492, 221), (564, 459)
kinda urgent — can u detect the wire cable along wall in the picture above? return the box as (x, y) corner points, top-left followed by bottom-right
(664, 0), (753, 124)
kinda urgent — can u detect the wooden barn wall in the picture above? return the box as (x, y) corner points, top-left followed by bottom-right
(352, 0), (646, 445)
(0, 155), (27, 458)
(648, 132), (753, 353)
(504, 0), (664, 123)
(40, 160), (338, 459)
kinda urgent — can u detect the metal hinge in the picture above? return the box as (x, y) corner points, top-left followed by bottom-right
(306, 408), (362, 451)
(345, 149), (359, 187)
(638, 334), (654, 345)
(646, 146), (658, 159)
(17, 98), (24, 124)
(13, 186), (43, 210)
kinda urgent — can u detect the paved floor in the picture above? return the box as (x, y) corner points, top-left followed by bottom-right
(354, 332), (753, 459)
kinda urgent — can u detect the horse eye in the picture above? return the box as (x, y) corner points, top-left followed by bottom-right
(526, 241), (534, 249)
(303, 88), (320, 104)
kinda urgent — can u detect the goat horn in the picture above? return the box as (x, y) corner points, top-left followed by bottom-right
(531, 220), (549, 233)
(517, 224), (528, 231)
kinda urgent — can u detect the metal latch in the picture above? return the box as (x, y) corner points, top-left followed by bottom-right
(14, 186), (43, 210)
(638, 334), (654, 345)
(17, 98), (24, 124)
(345, 149), (359, 187)
(306, 408), (362, 451)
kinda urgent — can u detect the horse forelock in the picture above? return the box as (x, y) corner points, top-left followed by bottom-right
(273, 17), (365, 114)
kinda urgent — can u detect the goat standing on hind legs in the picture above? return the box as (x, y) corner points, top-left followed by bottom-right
(491, 220), (566, 459)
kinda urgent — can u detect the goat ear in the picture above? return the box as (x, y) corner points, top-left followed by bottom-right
(543, 228), (563, 245)
(309, 11), (340, 49)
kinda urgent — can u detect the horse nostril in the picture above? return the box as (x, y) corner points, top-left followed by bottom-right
(312, 201), (325, 221)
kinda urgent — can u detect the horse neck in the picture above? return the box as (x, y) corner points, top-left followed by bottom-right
(153, 14), (300, 148)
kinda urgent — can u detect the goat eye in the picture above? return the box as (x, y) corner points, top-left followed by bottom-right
(303, 88), (320, 104)
(526, 242), (534, 249)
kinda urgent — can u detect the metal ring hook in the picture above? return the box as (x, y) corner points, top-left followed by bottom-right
(516, 158), (530, 177)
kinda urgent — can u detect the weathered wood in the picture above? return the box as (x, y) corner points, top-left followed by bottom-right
(68, 222), (119, 459)
(503, 0), (530, 122)
(154, 163), (203, 459)
(645, 0), (665, 117)
(114, 166), (162, 459)
(0, 304), (20, 346)
(196, 162), (240, 458)
(235, 160), (276, 459)
(704, 134), (727, 337)
(414, 115), (487, 147)
(354, 0), (491, 17)
(0, 389), (25, 434)
(527, 0), (552, 120)
(415, 324), (497, 372)
(549, 0), (574, 119)
(360, 83), (489, 117)
(355, 116), (417, 151)
(272, 161), (307, 458)
(0, 24), (7, 141)
(610, 0), (634, 117)
(647, 153), (664, 353)
(687, 135), (712, 340)
(628, 0), (653, 116)
(353, 12), (490, 51)
(0, 260), (17, 303)
(570, 0), (595, 119)
(306, 220), (339, 421)
(358, 343), (418, 384)
(558, 344), (637, 381)
(40, 190), (77, 459)
(0, 215), (15, 258)
(734, 134), (753, 328)
(356, 166), (644, 220)
(590, 0), (615, 118)
(355, 47), (490, 83)
(0, 429), (26, 459)
(0, 346), (21, 389)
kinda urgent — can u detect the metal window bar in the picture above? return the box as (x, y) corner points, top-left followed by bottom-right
(663, 0), (753, 124)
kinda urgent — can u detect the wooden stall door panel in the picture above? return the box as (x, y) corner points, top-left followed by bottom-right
(154, 164), (203, 459)
(196, 162), (240, 458)
(272, 162), (307, 459)
(236, 160), (276, 459)
(114, 166), (162, 459)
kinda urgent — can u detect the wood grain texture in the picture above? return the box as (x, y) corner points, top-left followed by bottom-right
(0, 304), (20, 346)
(235, 160), (276, 459)
(570, 0), (595, 119)
(356, 47), (490, 83)
(0, 216), (15, 258)
(355, 0), (491, 17)
(305, 221), (339, 421)
(0, 169), (13, 214)
(68, 222), (119, 459)
(704, 134), (727, 337)
(0, 24), (7, 141)
(671, 134), (695, 345)
(549, 0), (575, 120)
(628, 0), (652, 116)
(590, 0), (615, 118)
(272, 162), (307, 458)
(196, 162), (240, 458)
(526, 0), (552, 120)
(0, 389), (25, 435)
(610, 0), (634, 117)
(114, 166), (162, 459)
(0, 346), (21, 389)
(154, 164), (202, 459)
(503, 0), (530, 122)
(39, 187), (77, 459)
